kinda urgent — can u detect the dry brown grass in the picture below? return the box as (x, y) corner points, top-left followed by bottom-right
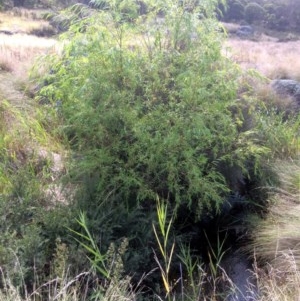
(255, 82), (299, 113)
(251, 198), (300, 266)
(225, 38), (300, 81)
(0, 10), (50, 34)
(245, 158), (300, 300)
(224, 38), (300, 113)
(0, 33), (56, 78)
(253, 253), (300, 301)
(0, 8), (56, 78)
(249, 159), (300, 264)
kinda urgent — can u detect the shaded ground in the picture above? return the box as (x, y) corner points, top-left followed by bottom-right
(222, 251), (258, 301)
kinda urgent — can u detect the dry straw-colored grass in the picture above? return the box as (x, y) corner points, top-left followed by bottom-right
(250, 159), (300, 263)
(246, 159), (300, 300)
(0, 34), (57, 75)
(0, 9), (56, 78)
(0, 10), (50, 34)
(251, 198), (300, 266)
(224, 38), (300, 113)
(225, 38), (300, 81)
(253, 253), (300, 301)
(0, 33), (56, 78)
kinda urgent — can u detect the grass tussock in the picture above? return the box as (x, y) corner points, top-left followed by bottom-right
(249, 159), (300, 261)
(226, 39), (300, 80)
(251, 198), (300, 266)
(254, 253), (300, 301)
(245, 158), (300, 300)
(0, 59), (13, 72)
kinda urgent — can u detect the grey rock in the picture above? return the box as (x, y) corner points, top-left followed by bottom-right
(271, 79), (300, 103)
(236, 26), (254, 38)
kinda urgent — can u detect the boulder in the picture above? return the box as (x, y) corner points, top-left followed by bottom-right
(236, 25), (254, 38)
(271, 79), (300, 103)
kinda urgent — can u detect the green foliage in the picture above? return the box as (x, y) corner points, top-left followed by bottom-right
(90, 0), (140, 22)
(69, 212), (136, 300)
(0, 0), (299, 299)
(266, 0), (300, 31)
(204, 230), (228, 278)
(32, 0), (279, 289)
(0, 182), (74, 289)
(0, 101), (75, 292)
(177, 244), (202, 300)
(255, 109), (300, 159)
(70, 212), (110, 279)
(153, 198), (175, 297)
(46, 4), (95, 34)
(36, 0), (266, 220)
(29, 0), (300, 297)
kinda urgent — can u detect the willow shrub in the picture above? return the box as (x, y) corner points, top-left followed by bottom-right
(34, 0), (272, 285)
(38, 0), (267, 212)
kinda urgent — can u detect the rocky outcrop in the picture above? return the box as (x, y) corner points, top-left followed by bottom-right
(271, 79), (300, 103)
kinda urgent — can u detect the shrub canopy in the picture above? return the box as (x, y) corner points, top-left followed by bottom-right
(37, 0), (269, 220)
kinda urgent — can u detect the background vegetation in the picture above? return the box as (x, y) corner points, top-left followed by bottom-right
(220, 0), (300, 32)
(1, 0), (300, 33)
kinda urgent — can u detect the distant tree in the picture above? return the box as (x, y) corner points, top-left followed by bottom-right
(263, 1), (299, 31)
(251, 0), (300, 30)
(244, 2), (265, 23)
(12, 0), (24, 6)
(226, 0), (245, 21)
(288, 0), (300, 30)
